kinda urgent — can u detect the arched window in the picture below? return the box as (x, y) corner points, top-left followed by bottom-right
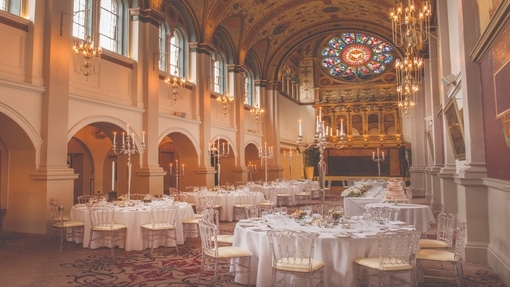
(244, 69), (254, 106)
(213, 53), (226, 94)
(73, 0), (125, 55)
(170, 29), (183, 77)
(99, 0), (119, 52)
(159, 23), (170, 72)
(1, 0), (21, 15)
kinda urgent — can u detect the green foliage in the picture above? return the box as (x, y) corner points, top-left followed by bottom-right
(303, 147), (320, 167)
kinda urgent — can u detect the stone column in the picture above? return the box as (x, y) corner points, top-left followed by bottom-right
(232, 64), (248, 182)
(262, 81), (283, 181)
(129, 8), (166, 195)
(455, 0), (488, 263)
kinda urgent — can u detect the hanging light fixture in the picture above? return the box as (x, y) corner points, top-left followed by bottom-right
(165, 70), (186, 103)
(395, 53), (423, 116)
(390, 0), (431, 51)
(217, 92), (234, 116)
(390, 0), (430, 116)
(73, 36), (102, 81)
(250, 105), (264, 124)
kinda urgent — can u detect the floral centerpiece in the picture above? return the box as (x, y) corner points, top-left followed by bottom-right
(329, 209), (344, 220)
(341, 183), (373, 197)
(292, 209), (307, 220)
(142, 196), (152, 203)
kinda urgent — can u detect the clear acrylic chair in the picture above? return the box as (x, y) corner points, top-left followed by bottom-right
(141, 204), (179, 254)
(258, 187), (278, 213)
(48, 203), (85, 251)
(267, 229), (325, 287)
(88, 205), (127, 255)
(197, 220), (252, 286)
(295, 182), (312, 206)
(416, 222), (467, 287)
(419, 212), (458, 250)
(77, 195), (98, 204)
(201, 208), (233, 245)
(233, 192), (256, 221)
(354, 229), (421, 286)
(245, 205), (260, 219)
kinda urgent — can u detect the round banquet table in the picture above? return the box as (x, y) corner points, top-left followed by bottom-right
(232, 218), (415, 287)
(364, 202), (435, 234)
(343, 197), (385, 216)
(183, 191), (265, 222)
(69, 201), (195, 251)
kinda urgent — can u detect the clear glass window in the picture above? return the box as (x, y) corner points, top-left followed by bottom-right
(99, 0), (118, 52)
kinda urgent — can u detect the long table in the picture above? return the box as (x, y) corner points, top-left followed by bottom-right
(70, 201), (195, 251)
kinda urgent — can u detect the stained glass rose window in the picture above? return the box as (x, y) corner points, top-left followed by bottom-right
(321, 33), (394, 81)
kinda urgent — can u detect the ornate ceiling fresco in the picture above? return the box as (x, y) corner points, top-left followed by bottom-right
(159, 0), (432, 83)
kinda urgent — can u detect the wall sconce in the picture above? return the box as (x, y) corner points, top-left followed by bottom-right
(250, 105), (265, 124)
(165, 71), (186, 103)
(216, 92), (233, 116)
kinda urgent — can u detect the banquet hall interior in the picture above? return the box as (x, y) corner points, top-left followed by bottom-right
(0, 0), (509, 286)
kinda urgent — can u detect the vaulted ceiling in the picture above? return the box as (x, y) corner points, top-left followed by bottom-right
(163, 0), (431, 81)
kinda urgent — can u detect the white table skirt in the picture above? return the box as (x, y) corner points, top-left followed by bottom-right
(183, 191), (265, 222)
(364, 203), (435, 234)
(233, 220), (382, 287)
(343, 197), (385, 216)
(259, 185), (300, 205)
(70, 202), (195, 251)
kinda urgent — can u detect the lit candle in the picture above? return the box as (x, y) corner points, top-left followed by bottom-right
(298, 120), (302, 136)
(319, 108), (322, 120)
(111, 161), (115, 191)
(227, 142), (230, 152)
(182, 164), (184, 173)
(382, 152), (385, 159)
(113, 132), (116, 144)
(169, 163), (173, 171)
(142, 131), (145, 143)
(122, 132), (125, 143)
(373, 151), (375, 159)
(340, 120), (344, 135)
(336, 129), (339, 136)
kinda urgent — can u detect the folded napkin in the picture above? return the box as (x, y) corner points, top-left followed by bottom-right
(238, 223), (255, 227)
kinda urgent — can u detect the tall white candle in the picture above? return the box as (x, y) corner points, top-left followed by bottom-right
(373, 151), (375, 159)
(340, 120), (344, 135)
(142, 131), (145, 143)
(182, 164), (184, 173)
(319, 108), (322, 120)
(298, 120), (302, 136)
(122, 132), (125, 143)
(111, 161), (115, 190)
(290, 149), (292, 156)
(113, 132), (116, 144)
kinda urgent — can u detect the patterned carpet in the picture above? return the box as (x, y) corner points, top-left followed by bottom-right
(0, 195), (506, 287)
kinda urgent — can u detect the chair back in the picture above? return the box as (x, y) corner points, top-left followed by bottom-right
(436, 213), (458, 249)
(245, 205), (259, 219)
(267, 230), (319, 272)
(201, 208), (220, 227)
(198, 220), (219, 256)
(89, 205), (116, 229)
(366, 206), (393, 222)
(129, 193), (146, 200)
(78, 195), (98, 204)
(453, 222), (467, 261)
(377, 230), (421, 269)
(49, 203), (66, 226)
(149, 205), (179, 228)
(195, 194), (210, 213)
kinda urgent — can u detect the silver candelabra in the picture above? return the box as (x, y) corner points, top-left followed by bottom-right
(209, 138), (230, 186)
(372, 148), (385, 177)
(297, 114), (345, 216)
(283, 149), (298, 180)
(112, 124), (146, 201)
(258, 143), (273, 183)
(247, 162), (257, 182)
(169, 160), (185, 191)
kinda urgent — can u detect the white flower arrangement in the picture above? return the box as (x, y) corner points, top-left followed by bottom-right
(341, 183), (373, 197)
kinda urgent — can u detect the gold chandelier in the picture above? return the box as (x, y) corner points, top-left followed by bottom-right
(390, 0), (430, 116)
(165, 71), (186, 103)
(250, 105), (264, 124)
(390, 0), (431, 50)
(73, 36), (102, 81)
(217, 92), (234, 116)
(395, 53), (423, 116)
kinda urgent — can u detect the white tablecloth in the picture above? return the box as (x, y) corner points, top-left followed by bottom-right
(70, 202), (195, 251)
(183, 191), (265, 222)
(364, 203), (435, 234)
(343, 197), (385, 216)
(258, 185), (300, 205)
(233, 219), (388, 287)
